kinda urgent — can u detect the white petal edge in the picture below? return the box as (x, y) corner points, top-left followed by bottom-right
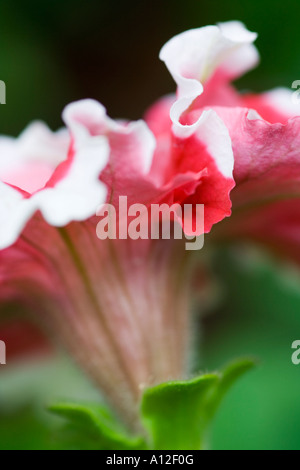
(263, 87), (300, 118)
(0, 121), (69, 172)
(195, 109), (234, 178)
(0, 111), (110, 249)
(63, 99), (156, 175)
(159, 21), (259, 140)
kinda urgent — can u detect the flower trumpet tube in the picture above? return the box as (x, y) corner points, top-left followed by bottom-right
(1, 215), (192, 428)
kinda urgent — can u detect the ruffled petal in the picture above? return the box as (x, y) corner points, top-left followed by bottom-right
(212, 106), (300, 264)
(66, 99), (234, 235)
(159, 21), (258, 137)
(213, 107), (300, 205)
(0, 122), (69, 193)
(242, 87), (300, 124)
(0, 106), (109, 249)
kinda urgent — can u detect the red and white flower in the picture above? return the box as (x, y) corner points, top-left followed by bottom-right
(1, 20), (299, 429)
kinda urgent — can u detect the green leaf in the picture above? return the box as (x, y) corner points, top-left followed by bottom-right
(141, 358), (256, 450)
(49, 401), (146, 450)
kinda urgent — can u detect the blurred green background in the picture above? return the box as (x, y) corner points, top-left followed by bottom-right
(1, 0), (299, 134)
(1, 0), (300, 450)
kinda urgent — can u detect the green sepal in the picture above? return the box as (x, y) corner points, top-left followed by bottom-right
(140, 358), (256, 450)
(48, 401), (146, 450)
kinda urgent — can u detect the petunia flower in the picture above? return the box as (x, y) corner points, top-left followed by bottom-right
(1, 19), (298, 436)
